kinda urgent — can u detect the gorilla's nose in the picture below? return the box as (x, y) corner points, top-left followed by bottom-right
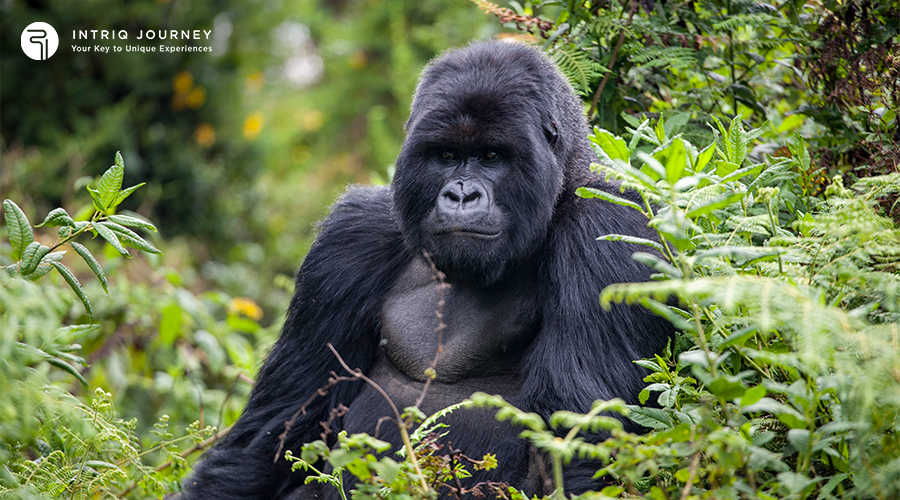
(437, 180), (489, 217)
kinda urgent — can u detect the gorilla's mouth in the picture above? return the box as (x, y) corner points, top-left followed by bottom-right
(435, 229), (502, 239)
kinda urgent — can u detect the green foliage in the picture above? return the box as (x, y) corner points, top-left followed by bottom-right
(287, 401), (513, 500)
(480, 0), (899, 184)
(3, 153), (159, 318)
(578, 117), (900, 498)
(1, 153), (272, 498)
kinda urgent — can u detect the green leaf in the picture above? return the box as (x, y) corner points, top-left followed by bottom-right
(24, 251), (67, 281)
(576, 187), (644, 213)
(49, 261), (93, 317)
(111, 183), (146, 209)
(708, 376), (747, 400)
(103, 221), (162, 254)
(654, 138), (689, 184)
(20, 242), (51, 276)
(92, 221), (130, 257)
(47, 358), (89, 386)
(107, 213), (157, 232)
(3, 199), (34, 260)
(788, 133), (811, 171)
(97, 157), (125, 209)
(591, 128), (630, 162)
(36, 207), (76, 228)
(87, 186), (106, 214)
(741, 385), (766, 406)
(159, 303), (183, 346)
(636, 152), (665, 181)
(71, 242), (108, 292)
(694, 143), (716, 172)
(628, 119), (652, 151)
(597, 234), (665, 253)
(626, 406), (674, 429)
(685, 191), (745, 218)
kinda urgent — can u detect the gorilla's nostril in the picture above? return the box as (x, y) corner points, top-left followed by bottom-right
(444, 191), (461, 203)
(462, 191), (481, 204)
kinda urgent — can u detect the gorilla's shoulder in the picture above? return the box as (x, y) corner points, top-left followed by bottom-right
(322, 185), (395, 228)
(300, 185), (408, 292)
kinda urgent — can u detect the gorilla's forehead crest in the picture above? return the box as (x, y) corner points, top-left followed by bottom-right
(406, 41), (564, 134)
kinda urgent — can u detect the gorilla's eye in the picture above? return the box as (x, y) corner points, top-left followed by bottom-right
(441, 151), (455, 160)
(485, 151), (498, 160)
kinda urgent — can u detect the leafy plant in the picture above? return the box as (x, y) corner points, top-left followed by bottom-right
(579, 116), (900, 498)
(3, 152), (160, 318)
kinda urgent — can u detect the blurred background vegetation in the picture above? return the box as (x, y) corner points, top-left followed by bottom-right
(1, 0), (898, 498)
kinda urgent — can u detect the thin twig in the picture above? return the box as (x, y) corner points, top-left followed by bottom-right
(325, 343), (430, 492)
(414, 251), (450, 409)
(274, 371), (358, 462)
(589, 1), (637, 118)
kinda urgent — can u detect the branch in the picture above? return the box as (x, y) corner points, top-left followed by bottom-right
(589, 1), (637, 118)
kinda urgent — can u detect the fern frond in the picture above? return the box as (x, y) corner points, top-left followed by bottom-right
(549, 44), (604, 95)
(630, 46), (697, 72)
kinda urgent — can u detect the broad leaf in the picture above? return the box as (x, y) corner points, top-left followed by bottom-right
(3, 199), (34, 260)
(72, 242), (108, 292)
(93, 221), (130, 257)
(36, 207), (75, 228)
(97, 157), (125, 209)
(20, 242), (51, 276)
(107, 213), (157, 232)
(50, 261), (93, 317)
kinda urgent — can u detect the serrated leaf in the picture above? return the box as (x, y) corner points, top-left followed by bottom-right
(20, 242), (51, 275)
(36, 207), (76, 228)
(107, 214), (157, 232)
(111, 183), (146, 209)
(49, 261), (93, 317)
(3, 199), (34, 260)
(626, 406), (674, 429)
(71, 242), (108, 292)
(576, 187), (644, 213)
(104, 221), (162, 254)
(97, 160), (125, 209)
(93, 222), (130, 257)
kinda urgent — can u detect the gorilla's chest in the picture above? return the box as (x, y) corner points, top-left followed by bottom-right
(380, 257), (540, 384)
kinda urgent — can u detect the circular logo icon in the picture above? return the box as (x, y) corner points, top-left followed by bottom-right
(21, 22), (59, 61)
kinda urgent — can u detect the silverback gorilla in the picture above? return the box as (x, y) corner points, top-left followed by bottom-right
(182, 40), (671, 499)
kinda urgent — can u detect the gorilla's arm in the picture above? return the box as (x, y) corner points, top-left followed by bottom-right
(523, 178), (671, 489)
(183, 186), (411, 500)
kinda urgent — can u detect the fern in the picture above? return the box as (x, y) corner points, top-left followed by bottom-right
(629, 46), (698, 72)
(549, 44), (604, 95)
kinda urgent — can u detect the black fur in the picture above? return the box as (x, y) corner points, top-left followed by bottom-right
(182, 41), (671, 499)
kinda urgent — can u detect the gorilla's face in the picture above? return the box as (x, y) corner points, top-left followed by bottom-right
(392, 46), (566, 286)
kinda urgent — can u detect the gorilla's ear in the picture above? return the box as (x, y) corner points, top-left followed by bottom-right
(543, 120), (559, 146)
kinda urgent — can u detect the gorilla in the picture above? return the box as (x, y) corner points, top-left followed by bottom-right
(182, 40), (671, 499)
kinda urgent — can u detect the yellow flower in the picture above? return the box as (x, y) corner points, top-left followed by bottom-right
(187, 87), (206, 109)
(173, 71), (193, 94)
(229, 297), (263, 321)
(243, 112), (264, 140)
